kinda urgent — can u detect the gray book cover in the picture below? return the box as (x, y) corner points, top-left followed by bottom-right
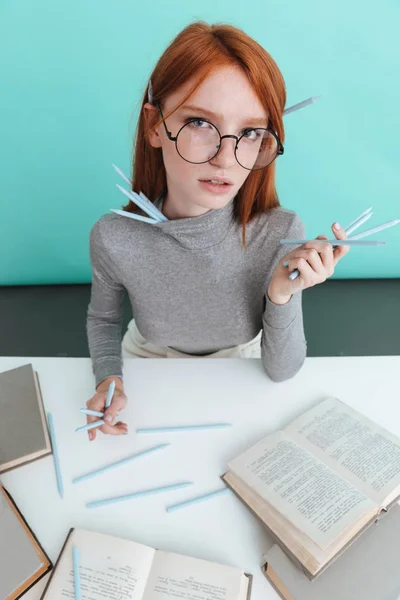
(0, 364), (51, 473)
(0, 485), (52, 600)
(264, 503), (400, 600)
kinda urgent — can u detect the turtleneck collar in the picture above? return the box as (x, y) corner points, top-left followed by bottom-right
(152, 191), (237, 250)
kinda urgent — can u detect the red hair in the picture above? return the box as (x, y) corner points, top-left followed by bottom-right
(123, 21), (287, 245)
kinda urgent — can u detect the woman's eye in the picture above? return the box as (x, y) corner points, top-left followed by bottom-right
(242, 128), (259, 139)
(184, 117), (207, 127)
(183, 118), (262, 139)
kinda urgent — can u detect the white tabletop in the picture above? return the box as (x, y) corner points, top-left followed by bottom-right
(2, 355), (400, 600)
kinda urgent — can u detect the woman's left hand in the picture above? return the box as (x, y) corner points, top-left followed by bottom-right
(267, 222), (351, 305)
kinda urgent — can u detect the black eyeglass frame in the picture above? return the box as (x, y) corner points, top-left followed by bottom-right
(154, 100), (284, 171)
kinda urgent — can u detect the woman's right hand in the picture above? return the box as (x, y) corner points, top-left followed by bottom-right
(86, 377), (128, 441)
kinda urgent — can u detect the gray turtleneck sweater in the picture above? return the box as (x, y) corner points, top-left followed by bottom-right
(86, 194), (307, 387)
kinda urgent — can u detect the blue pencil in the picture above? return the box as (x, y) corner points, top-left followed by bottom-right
(136, 423), (232, 434)
(283, 96), (321, 116)
(47, 412), (64, 499)
(105, 380), (115, 409)
(112, 164), (168, 222)
(80, 408), (105, 417)
(72, 546), (81, 600)
(75, 419), (105, 433)
(86, 481), (193, 509)
(279, 239), (385, 246)
(72, 443), (170, 483)
(166, 487), (231, 512)
(284, 207), (375, 281)
(111, 209), (158, 225)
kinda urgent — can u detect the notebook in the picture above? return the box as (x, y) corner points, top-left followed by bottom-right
(0, 484), (52, 600)
(263, 502), (400, 600)
(0, 363), (51, 473)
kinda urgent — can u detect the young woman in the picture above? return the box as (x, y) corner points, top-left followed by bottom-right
(85, 21), (349, 440)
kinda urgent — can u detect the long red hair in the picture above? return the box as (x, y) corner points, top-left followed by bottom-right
(123, 21), (287, 245)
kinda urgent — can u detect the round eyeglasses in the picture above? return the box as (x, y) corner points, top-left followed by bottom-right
(155, 101), (284, 171)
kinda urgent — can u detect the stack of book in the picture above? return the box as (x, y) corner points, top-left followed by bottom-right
(222, 397), (400, 599)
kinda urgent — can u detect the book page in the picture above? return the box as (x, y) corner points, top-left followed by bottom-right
(142, 550), (247, 600)
(43, 529), (155, 600)
(228, 431), (377, 550)
(284, 397), (400, 505)
(0, 486), (46, 600)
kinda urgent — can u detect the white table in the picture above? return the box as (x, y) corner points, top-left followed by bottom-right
(2, 355), (400, 600)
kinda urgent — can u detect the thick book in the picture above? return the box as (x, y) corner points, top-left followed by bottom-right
(263, 503), (400, 600)
(0, 363), (52, 473)
(222, 396), (400, 579)
(0, 484), (52, 600)
(40, 528), (252, 600)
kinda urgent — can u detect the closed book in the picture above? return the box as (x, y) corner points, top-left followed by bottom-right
(0, 363), (51, 473)
(263, 502), (400, 600)
(0, 484), (52, 600)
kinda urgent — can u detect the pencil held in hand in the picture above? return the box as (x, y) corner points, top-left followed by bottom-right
(281, 208), (398, 282)
(85, 380), (128, 441)
(280, 239), (386, 246)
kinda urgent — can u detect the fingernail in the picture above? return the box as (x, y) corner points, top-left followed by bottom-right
(104, 414), (113, 423)
(334, 222), (341, 230)
(283, 261), (289, 267)
(88, 432), (93, 441)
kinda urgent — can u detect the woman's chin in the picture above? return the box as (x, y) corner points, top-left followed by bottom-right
(195, 190), (234, 210)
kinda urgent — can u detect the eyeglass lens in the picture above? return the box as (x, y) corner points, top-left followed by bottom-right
(176, 121), (279, 170)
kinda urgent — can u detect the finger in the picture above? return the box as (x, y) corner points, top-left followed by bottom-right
(288, 248), (326, 277)
(314, 238), (334, 272)
(282, 238), (328, 265)
(87, 395), (109, 411)
(287, 257), (317, 287)
(86, 413), (103, 441)
(99, 421), (129, 436)
(103, 395), (127, 424)
(302, 248), (325, 275)
(303, 239), (334, 253)
(331, 222), (351, 264)
(303, 240), (336, 273)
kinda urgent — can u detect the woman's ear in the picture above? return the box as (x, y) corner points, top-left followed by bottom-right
(143, 102), (162, 148)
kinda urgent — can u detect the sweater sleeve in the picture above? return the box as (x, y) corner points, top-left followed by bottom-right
(86, 220), (126, 388)
(261, 213), (307, 382)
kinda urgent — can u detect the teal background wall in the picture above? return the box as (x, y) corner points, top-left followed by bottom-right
(1, 0), (399, 285)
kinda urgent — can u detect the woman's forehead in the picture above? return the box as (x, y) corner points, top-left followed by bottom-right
(165, 66), (268, 121)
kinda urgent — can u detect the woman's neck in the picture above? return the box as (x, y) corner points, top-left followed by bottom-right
(161, 192), (211, 220)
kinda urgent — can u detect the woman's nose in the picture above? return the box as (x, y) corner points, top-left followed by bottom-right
(209, 136), (238, 169)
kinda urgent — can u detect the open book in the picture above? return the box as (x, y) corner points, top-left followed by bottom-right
(0, 364), (51, 473)
(40, 528), (252, 600)
(222, 397), (400, 579)
(0, 485), (52, 600)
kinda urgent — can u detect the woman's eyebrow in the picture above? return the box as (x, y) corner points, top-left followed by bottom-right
(179, 104), (268, 127)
